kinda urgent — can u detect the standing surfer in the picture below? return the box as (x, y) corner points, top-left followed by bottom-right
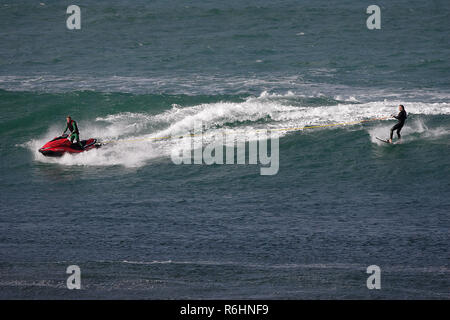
(388, 105), (407, 144)
(63, 116), (83, 148)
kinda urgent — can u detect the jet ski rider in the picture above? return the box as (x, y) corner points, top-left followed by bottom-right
(63, 116), (83, 148)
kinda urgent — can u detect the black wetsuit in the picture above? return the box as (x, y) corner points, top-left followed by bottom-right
(390, 110), (407, 140)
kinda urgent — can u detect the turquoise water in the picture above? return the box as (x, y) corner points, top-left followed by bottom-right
(0, 0), (449, 299)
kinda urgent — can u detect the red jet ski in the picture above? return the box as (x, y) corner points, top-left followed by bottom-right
(39, 134), (101, 157)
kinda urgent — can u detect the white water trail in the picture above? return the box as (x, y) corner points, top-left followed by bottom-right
(27, 93), (450, 167)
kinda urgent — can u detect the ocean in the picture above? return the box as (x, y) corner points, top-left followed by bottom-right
(0, 0), (449, 299)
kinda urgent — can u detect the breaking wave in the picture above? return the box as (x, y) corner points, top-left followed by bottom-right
(26, 92), (450, 167)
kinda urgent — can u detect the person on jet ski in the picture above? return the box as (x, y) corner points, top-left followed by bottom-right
(63, 116), (83, 148)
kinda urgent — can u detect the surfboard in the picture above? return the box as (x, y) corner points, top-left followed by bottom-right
(376, 137), (392, 144)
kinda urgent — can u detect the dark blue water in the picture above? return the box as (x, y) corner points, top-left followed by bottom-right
(0, 0), (449, 299)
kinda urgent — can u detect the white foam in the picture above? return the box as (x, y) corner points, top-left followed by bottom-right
(369, 118), (450, 145)
(28, 93), (450, 167)
(2, 75), (450, 102)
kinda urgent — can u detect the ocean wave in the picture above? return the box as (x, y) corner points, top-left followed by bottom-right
(2, 75), (450, 102)
(25, 92), (450, 167)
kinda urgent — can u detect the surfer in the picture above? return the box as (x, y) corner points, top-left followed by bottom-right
(388, 105), (407, 143)
(63, 116), (83, 148)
